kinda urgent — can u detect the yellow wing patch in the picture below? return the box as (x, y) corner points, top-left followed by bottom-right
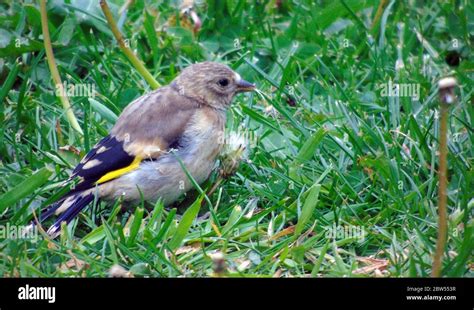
(96, 156), (143, 184)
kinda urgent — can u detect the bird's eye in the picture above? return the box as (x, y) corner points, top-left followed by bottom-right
(217, 78), (229, 87)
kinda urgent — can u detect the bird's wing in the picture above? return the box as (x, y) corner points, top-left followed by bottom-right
(70, 86), (199, 191)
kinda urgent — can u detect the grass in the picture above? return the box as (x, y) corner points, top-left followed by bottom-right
(0, 0), (472, 277)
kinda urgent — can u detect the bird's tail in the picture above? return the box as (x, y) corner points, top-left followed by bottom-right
(33, 190), (96, 238)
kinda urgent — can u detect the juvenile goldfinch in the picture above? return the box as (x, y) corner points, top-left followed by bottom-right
(38, 62), (255, 236)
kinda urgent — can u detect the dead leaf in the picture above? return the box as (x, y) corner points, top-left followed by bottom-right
(353, 256), (389, 275)
(175, 243), (201, 255)
(59, 145), (81, 155)
(59, 258), (89, 272)
(273, 269), (283, 278)
(270, 226), (295, 241)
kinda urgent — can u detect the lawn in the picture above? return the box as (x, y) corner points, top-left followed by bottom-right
(0, 0), (472, 277)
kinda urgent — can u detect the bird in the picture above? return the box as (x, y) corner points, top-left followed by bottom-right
(36, 61), (255, 237)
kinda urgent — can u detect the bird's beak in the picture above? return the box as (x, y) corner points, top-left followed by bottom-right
(236, 79), (256, 92)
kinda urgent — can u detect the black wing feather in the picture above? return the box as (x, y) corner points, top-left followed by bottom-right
(70, 135), (135, 191)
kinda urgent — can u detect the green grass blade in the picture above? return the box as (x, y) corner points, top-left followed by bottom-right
(168, 195), (204, 251)
(295, 184), (321, 236)
(0, 167), (53, 212)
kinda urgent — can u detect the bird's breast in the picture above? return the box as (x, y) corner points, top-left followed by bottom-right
(180, 109), (225, 182)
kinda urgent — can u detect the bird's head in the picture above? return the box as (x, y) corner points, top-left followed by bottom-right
(172, 62), (255, 110)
